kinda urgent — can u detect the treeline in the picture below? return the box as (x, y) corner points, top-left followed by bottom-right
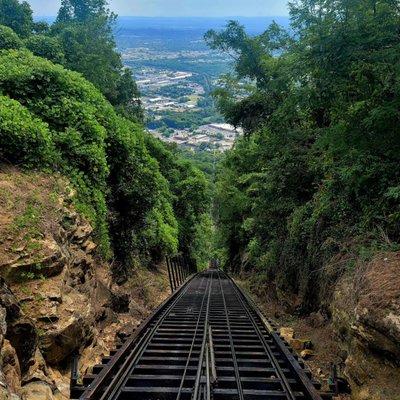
(208, 0), (400, 310)
(0, 0), (211, 279)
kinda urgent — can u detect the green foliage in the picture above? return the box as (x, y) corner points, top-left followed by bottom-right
(0, 0), (32, 37)
(191, 213), (214, 270)
(0, 0), (141, 120)
(106, 117), (173, 272)
(0, 0), (213, 280)
(209, 0), (400, 309)
(0, 49), (208, 276)
(52, 0), (141, 119)
(144, 135), (212, 266)
(32, 21), (50, 35)
(24, 35), (65, 64)
(0, 49), (110, 180)
(143, 193), (179, 262)
(0, 95), (54, 166)
(0, 49), (111, 253)
(57, 0), (111, 23)
(0, 24), (22, 49)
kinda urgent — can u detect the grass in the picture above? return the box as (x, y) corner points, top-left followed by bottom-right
(12, 203), (42, 243)
(0, 168), (70, 263)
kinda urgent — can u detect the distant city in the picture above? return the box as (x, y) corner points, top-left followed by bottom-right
(130, 64), (242, 152)
(115, 17), (288, 152)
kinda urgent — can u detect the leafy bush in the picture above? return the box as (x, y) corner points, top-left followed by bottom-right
(106, 117), (177, 272)
(0, 25), (22, 49)
(0, 2), (212, 277)
(145, 134), (211, 265)
(0, 95), (54, 165)
(24, 35), (65, 64)
(0, 50), (134, 258)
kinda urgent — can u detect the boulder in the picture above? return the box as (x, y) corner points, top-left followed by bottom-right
(39, 316), (92, 365)
(0, 280), (20, 322)
(300, 349), (315, 359)
(19, 382), (54, 400)
(3, 254), (66, 283)
(71, 250), (93, 270)
(1, 340), (21, 393)
(107, 291), (129, 314)
(71, 224), (93, 244)
(7, 319), (38, 374)
(0, 388), (10, 399)
(289, 338), (312, 351)
(308, 311), (326, 328)
(279, 327), (294, 341)
(82, 240), (96, 254)
(332, 252), (400, 398)
(22, 349), (53, 387)
(1, 238), (66, 283)
(0, 369), (19, 400)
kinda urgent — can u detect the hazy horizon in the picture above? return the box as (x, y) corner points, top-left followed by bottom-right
(33, 15), (291, 36)
(27, 0), (289, 18)
(34, 14), (290, 18)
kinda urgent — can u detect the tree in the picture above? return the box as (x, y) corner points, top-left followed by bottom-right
(53, 0), (141, 119)
(208, 0), (400, 309)
(25, 35), (65, 64)
(205, 21), (293, 134)
(0, 0), (32, 37)
(32, 21), (50, 35)
(57, 0), (111, 23)
(145, 135), (212, 265)
(0, 24), (22, 49)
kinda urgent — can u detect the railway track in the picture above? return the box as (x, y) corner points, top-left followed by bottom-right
(71, 269), (331, 400)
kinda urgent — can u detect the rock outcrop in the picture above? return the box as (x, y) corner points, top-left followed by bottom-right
(332, 252), (400, 399)
(0, 169), (170, 400)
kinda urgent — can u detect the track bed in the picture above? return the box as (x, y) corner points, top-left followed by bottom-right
(72, 270), (330, 400)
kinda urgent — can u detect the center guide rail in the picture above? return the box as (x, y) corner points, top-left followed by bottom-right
(75, 269), (329, 400)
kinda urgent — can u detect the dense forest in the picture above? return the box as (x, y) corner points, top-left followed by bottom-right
(1, 0), (399, 304)
(207, 0), (400, 310)
(0, 0), (212, 280)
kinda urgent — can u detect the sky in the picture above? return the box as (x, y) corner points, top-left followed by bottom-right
(27, 0), (289, 17)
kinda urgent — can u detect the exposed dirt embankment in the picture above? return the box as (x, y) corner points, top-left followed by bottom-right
(0, 167), (170, 400)
(332, 253), (400, 400)
(238, 252), (400, 400)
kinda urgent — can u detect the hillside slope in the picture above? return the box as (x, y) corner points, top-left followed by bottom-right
(0, 167), (170, 399)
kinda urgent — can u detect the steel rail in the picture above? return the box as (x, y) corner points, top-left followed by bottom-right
(228, 274), (324, 400)
(166, 257), (175, 292)
(205, 343), (211, 400)
(175, 273), (212, 400)
(222, 270), (297, 400)
(76, 269), (327, 400)
(191, 270), (215, 400)
(208, 325), (217, 384)
(216, 270), (245, 400)
(80, 273), (197, 400)
(102, 275), (202, 400)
